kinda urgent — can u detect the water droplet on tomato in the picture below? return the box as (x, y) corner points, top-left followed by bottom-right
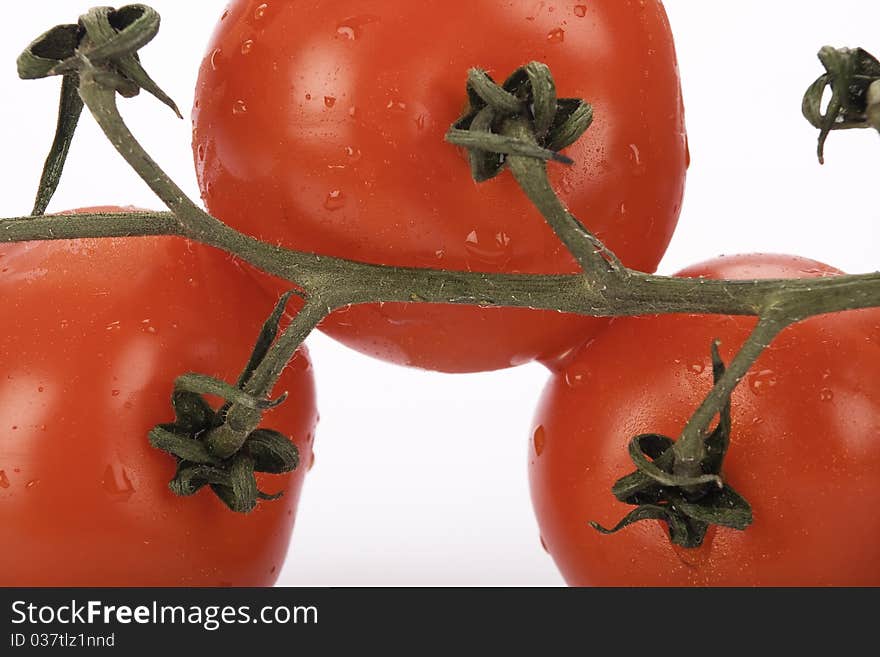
(547, 28), (565, 43)
(748, 369), (777, 396)
(37, 386), (44, 393)
(564, 369), (586, 388)
(533, 426), (547, 457)
(324, 190), (347, 211)
(324, 96), (337, 108)
(233, 100), (248, 115)
(690, 362), (705, 374)
(111, 390), (121, 397)
(102, 464), (136, 502)
(254, 3), (268, 20)
(241, 39), (254, 55)
(221, 9), (229, 21)
(574, 5), (587, 17)
(210, 48), (222, 71)
(345, 146), (362, 161)
(819, 388), (834, 402)
(308, 452), (316, 472)
(336, 15), (379, 40)
(197, 143), (206, 162)
(540, 535), (550, 553)
(463, 229), (513, 266)
(386, 99), (407, 112)
(25, 479), (39, 490)
(0, 471), (9, 489)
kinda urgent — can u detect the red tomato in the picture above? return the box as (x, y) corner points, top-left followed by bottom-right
(192, 0), (688, 372)
(0, 212), (317, 586)
(530, 254), (880, 586)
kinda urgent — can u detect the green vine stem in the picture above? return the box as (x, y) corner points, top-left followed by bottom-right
(3, 6), (880, 519)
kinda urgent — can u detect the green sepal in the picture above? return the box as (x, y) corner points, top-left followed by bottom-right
(149, 292), (307, 513)
(547, 99), (594, 152)
(245, 429), (300, 474)
(802, 47), (880, 163)
(17, 24), (82, 79)
(149, 426), (219, 465)
(170, 389), (215, 435)
(18, 5), (180, 117)
(169, 463), (229, 497)
(237, 290), (297, 388)
(445, 61), (592, 182)
(30, 73), (85, 216)
(591, 343), (754, 549)
(210, 454), (259, 514)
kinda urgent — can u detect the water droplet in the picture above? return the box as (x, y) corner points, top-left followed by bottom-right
(415, 114), (428, 130)
(748, 369), (777, 396)
(305, 93), (312, 101)
(345, 146), (362, 161)
(106, 320), (121, 331)
(547, 28), (565, 44)
(37, 386), (44, 393)
(240, 39), (254, 55)
(324, 96), (336, 108)
(464, 229), (513, 266)
(386, 99), (407, 112)
(540, 535), (550, 553)
(819, 388), (834, 402)
(336, 15), (379, 40)
(102, 464), (136, 502)
(111, 390), (121, 397)
(629, 143), (642, 165)
(232, 99), (248, 115)
(254, 3), (268, 20)
(0, 471), (9, 489)
(308, 452), (316, 472)
(533, 426), (547, 457)
(210, 48), (222, 71)
(25, 479), (39, 489)
(690, 362), (705, 374)
(574, 5), (587, 17)
(197, 143), (206, 162)
(324, 190), (347, 211)
(220, 9), (229, 20)
(564, 370), (586, 388)
(11, 426), (18, 431)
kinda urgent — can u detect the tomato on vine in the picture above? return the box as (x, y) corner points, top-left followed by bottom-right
(192, 0), (688, 372)
(0, 210), (317, 586)
(529, 254), (880, 586)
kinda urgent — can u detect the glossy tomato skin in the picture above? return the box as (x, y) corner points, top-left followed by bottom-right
(193, 0), (688, 372)
(0, 219), (317, 587)
(530, 255), (880, 586)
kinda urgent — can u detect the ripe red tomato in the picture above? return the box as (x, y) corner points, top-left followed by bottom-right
(192, 0), (688, 372)
(0, 212), (317, 586)
(530, 254), (880, 586)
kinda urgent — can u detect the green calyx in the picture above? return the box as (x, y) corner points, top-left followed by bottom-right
(17, 4), (180, 116)
(19, 5), (180, 216)
(445, 62), (593, 181)
(591, 343), (753, 549)
(802, 46), (880, 164)
(149, 292), (302, 514)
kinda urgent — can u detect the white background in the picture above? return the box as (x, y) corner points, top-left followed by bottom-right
(1, 2), (878, 586)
